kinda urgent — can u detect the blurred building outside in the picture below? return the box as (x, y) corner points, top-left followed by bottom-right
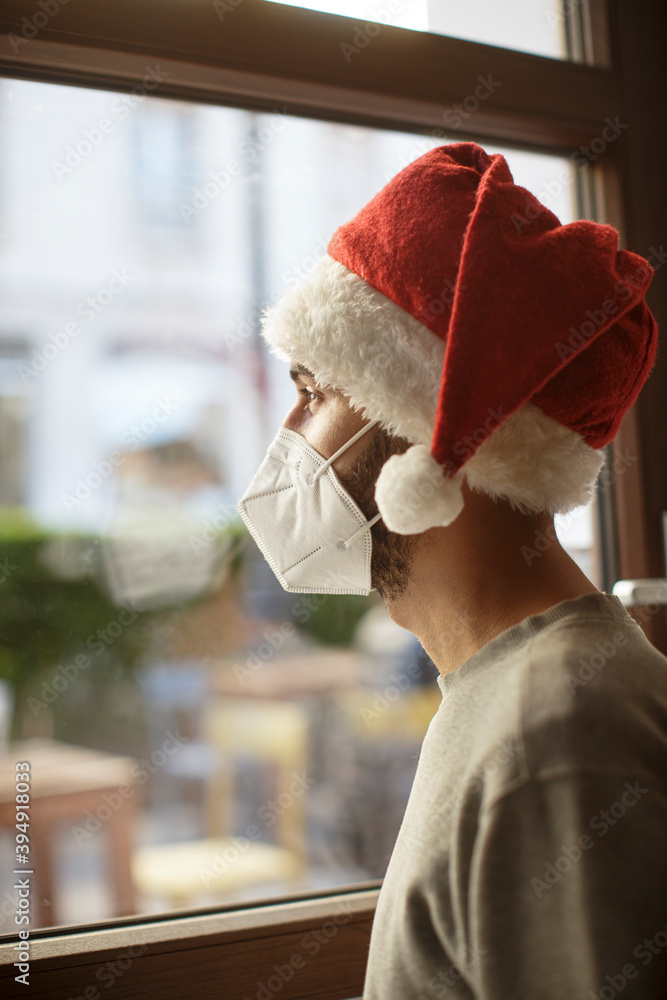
(0, 70), (596, 929)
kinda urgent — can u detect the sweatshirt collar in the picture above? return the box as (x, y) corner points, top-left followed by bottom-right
(436, 591), (636, 700)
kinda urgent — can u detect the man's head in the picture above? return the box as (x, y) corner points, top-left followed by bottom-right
(262, 142), (657, 543)
(239, 141), (658, 607)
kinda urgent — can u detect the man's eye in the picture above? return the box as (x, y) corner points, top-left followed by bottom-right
(298, 387), (320, 406)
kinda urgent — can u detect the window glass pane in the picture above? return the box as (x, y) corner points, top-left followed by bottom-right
(264, 0), (569, 60)
(0, 76), (588, 932)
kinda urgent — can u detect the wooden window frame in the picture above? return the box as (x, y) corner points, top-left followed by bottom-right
(0, 0), (665, 995)
(0, 881), (379, 999)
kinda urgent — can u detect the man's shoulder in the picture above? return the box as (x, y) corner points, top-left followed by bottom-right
(417, 594), (667, 823)
(517, 594), (667, 707)
(514, 600), (667, 783)
(519, 596), (665, 687)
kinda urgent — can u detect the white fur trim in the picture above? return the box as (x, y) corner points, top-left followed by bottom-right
(375, 445), (465, 534)
(262, 256), (606, 525)
(261, 255), (444, 445)
(464, 401), (606, 515)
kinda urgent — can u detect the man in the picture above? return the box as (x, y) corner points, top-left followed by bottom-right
(237, 142), (667, 997)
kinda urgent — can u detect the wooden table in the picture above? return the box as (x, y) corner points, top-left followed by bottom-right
(0, 738), (137, 928)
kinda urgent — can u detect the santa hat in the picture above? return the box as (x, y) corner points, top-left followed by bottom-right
(261, 142), (658, 534)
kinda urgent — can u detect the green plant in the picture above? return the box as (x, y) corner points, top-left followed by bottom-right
(292, 592), (374, 647)
(0, 508), (244, 741)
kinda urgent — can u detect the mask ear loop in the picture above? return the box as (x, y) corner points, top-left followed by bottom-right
(307, 418), (383, 550)
(311, 419), (379, 483)
(340, 511), (382, 550)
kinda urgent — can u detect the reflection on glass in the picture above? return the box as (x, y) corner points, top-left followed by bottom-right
(0, 77), (589, 930)
(263, 0), (569, 60)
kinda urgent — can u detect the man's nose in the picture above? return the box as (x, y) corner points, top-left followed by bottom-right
(281, 401), (308, 433)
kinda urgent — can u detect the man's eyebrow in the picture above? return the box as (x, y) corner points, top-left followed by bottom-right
(289, 363), (316, 382)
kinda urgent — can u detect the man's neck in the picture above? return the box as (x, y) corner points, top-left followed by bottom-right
(384, 488), (600, 676)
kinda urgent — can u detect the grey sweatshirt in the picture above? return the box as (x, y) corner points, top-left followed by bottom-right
(363, 592), (667, 999)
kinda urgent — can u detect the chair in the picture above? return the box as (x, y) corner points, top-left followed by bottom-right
(132, 697), (310, 907)
(334, 683), (441, 742)
(331, 684), (441, 876)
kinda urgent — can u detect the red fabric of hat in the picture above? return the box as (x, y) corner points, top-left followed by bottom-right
(328, 142), (658, 478)
(261, 141), (658, 533)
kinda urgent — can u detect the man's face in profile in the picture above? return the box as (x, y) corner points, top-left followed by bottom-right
(282, 363), (419, 603)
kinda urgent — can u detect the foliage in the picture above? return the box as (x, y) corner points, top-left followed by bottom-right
(0, 508), (244, 739)
(292, 592), (374, 647)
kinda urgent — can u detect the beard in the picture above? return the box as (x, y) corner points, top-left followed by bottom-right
(336, 425), (421, 604)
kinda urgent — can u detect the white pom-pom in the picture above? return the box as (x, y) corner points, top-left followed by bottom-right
(375, 445), (465, 535)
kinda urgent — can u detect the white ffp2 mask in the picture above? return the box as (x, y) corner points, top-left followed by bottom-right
(236, 421), (381, 595)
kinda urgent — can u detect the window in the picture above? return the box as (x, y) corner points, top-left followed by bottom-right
(265, 0), (572, 60)
(0, 2), (664, 997)
(131, 103), (198, 230)
(0, 73), (593, 933)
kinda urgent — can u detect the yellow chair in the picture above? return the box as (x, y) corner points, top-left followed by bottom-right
(335, 683), (441, 742)
(132, 697), (310, 908)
